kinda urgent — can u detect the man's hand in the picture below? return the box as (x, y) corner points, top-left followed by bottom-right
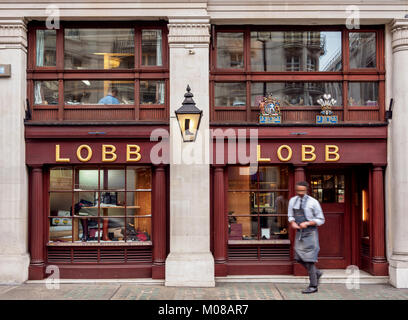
(291, 221), (300, 229)
(299, 222), (309, 229)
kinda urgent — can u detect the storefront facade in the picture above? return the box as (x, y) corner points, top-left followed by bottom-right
(0, 1), (408, 287)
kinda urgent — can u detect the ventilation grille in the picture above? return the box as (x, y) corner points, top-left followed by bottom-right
(228, 245), (290, 261)
(47, 247), (153, 264)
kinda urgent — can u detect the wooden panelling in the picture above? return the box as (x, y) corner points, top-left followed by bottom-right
(31, 109), (58, 121)
(214, 110), (247, 122)
(139, 108), (167, 121)
(349, 110), (380, 121)
(318, 212), (344, 258)
(64, 109), (134, 121)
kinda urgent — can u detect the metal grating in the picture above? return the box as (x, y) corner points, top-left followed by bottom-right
(228, 246), (258, 261)
(47, 247), (153, 264)
(126, 248), (153, 263)
(228, 245), (290, 261)
(260, 246), (290, 260)
(47, 248), (71, 263)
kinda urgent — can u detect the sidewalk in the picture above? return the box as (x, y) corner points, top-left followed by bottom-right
(1, 282), (408, 300)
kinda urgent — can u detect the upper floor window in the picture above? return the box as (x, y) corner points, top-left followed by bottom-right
(28, 22), (168, 122)
(211, 26), (384, 124)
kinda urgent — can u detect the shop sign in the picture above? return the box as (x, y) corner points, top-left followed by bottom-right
(257, 144), (340, 162)
(55, 144), (142, 163)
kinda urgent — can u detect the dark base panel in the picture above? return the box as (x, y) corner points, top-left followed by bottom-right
(370, 261), (389, 276)
(152, 264), (165, 279)
(28, 264), (46, 280)
(48, 264), (152, 279)
(227, 261), (293, 275)
(215, 263), (228, 277)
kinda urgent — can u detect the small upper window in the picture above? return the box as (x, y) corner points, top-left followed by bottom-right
(217, 32), (244, 69)
(36, 30), (56, 67)
(349, 32), (376, 69)
(141, 30), (163, 66)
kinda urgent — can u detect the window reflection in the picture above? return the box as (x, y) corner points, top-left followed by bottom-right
(250, 31), (342, 72)
(64, 80), (134, 105)
(141, 30), (162, 66)
(214, 82), (246, 107)
(140, 80), (165, 105)
(349, 32), (376, 69)
(34, 81), (59, 105)
(251, 82), (343, 107)
(217, 32), (244, 69)
(36, 30), (56, 67)
(348, 82), (378, 106)
(64, 28), (135, 70)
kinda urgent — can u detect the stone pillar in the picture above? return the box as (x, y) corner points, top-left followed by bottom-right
(0, 19), (30, 284)
(165, 18), (214, 287)
(152, 165), (167, 279)
(389, 19), (408, 288)
(370, 166), (388, 275)
(213, 166), (227, 276)
(28, 166), (45, 280)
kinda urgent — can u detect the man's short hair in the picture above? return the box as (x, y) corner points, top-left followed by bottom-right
(295, 181), (309, 189)
(111, 87), (119, 95)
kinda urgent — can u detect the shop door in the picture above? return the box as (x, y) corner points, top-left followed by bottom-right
(307, 171), (351, 269)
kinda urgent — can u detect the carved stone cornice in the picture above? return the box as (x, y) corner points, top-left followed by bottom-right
(168, 18), (210, 46)
(0, 19), (27, 51)
(391, 19), (408, 54)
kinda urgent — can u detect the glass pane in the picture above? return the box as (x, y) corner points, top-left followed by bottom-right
(64, 80), (134, 105)
(349, 32), (376, 68)
(64, 28), (134, 69)
(260, 216), (289, 240)
(348, 82), (378, 106)
(75, 217), (101, 242)
(127, 192), (151, 216)
(141, 30), (162, 66)
(217, 32), (244, 69)
(34, 81), (58, 105)
(50, 168), (72, 190)
(74, 192), (98, 216)
(258, 166), (289, 190)
(101, 168), (125, 190)
(75, 169), (100, 190)
(98, 191), (125, 208)
(214, 82), (246, 107)
(49, 192), (72, 242)
(228, 167), (257, 190)
(228, 216), (258, 240)
(36, 30), (56, 67)
(228, 192), (257, 216)
(251, 31), (342, 71)
(126, 217), (151, 242)
(310, 174), (346, 203)
(140, 80), (165, 105)
(49, 218), (72, 242)
(251, 82), (343, 107)
(127, 167), (152, 190)
(258, 192), (288, 215)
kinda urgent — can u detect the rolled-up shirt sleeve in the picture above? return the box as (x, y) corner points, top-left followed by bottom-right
(311, 200), (325, 226)
(288, 197), (295, 223)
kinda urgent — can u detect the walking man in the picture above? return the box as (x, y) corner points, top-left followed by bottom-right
(288, 181), (325, 294)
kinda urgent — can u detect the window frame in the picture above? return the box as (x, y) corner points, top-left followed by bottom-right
(27, 21), (169, 121)
(46, 165), (153, 246)
(210, 25), (385, 123)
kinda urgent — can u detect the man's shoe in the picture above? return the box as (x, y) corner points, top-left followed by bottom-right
(316, 270), (323, 286)
(301, 286), (318, 294)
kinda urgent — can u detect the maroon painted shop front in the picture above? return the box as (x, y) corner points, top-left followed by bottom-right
(210, 125), (388, 277)
(25, 125), (169, 280)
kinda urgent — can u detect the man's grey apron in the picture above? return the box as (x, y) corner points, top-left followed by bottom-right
(293, 196), (320, 263)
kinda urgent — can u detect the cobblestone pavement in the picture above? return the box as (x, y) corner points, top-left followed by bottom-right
(0, 282), (408, 300)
